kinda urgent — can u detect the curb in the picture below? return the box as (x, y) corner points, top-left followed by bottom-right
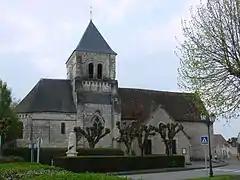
(109, 163), (229, 176)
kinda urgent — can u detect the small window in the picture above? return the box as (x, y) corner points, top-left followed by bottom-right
(97, 64), (102, 79)
(88, 63), (94, 78)
(61, 123), (66, 134)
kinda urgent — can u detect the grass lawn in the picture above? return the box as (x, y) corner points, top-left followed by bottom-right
(186, 175), (240, 180)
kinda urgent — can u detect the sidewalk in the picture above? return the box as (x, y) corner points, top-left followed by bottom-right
(109, 161), (228, 176)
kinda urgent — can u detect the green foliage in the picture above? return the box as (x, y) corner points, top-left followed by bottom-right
(54, 155), (185, 173)
(176, 0), (240, 119)
(0, 162), (65, 179)
(0, 162), (132, 180)
(74, 118), (111, 148)
(3, 147), (124, 165)
(28, 173), (132, 180)
(0, 80), (22, 147)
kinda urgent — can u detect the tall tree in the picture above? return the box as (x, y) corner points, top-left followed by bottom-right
(176, 0), (240, 119)
(136, 124), (156, 156)
(0, 80), (22, 152)
(74, 124), (110, 149)
(116, 121), (138, 155)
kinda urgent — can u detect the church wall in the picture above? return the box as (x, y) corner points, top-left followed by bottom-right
(76, 103), (116, 148)
(17, 112), (76, 148)
(181, 121), (214, 160)
(145, 106), (191, 161)
(80, 81), (112, 92)
(125, 106), (191, 163)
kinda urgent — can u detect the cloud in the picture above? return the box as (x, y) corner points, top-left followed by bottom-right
(92, 0), (161, 24)
(0, 0), (161, 76)
(141, 0), (202, 54)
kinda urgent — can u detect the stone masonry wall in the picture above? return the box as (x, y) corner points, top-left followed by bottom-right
(76, 103), (115, 148)
(66, 51), (116, 81)
(17, 113), (76, 148)
(181, 121), (214, 160)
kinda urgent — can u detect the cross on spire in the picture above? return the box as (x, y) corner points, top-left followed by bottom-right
(90, 6), (93, 20)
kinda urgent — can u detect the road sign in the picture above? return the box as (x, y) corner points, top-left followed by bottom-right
(201, 136), (209, 145)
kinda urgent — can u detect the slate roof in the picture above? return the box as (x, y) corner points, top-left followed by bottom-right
(15, 79), (76, 113)
(75, 20), (117, 55)
(119, 88), (203, 122)
(16, 79), (203, 123)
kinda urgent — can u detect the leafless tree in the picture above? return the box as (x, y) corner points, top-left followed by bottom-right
(116, 121), (138, 155)
(74, 124), (110, 149)
(135, 124), (156, 156)
(154, 122), (183, 156)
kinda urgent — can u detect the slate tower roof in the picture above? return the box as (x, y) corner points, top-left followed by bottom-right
(75, 20), (117, 55)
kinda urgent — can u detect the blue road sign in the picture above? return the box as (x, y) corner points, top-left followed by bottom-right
(200, 136), (208, 145)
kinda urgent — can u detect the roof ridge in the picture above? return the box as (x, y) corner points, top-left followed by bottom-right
(40, 78), (70, 81)
(119, 87), (193, 95)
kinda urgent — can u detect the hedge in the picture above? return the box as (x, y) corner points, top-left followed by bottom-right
(54, 155), (185, 173)
(3, 147), (124, 165)
(0, 162), (132, 180)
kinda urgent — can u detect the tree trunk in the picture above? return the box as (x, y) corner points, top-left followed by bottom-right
(125, 143), (130, 155)
(164, 140), (170, 156)
(141, 147), (144, 156)
(89, 141), (95, 148)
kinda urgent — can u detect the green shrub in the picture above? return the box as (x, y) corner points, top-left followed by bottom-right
(3, 147), (124, 165)
(0, 162), (66, 179)
(0, 156), (24, 163)
(26, 173), (132, 180)
(54, 155), (185, 173)
(0, 162), (132, 180)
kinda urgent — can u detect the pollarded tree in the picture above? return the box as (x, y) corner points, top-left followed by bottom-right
(136, 124), (156, 156)
(154, 122), (169, 155)
(166, 123), (184, 155)
(116, 121), (138, 155)
(154, 122), (184, 156)
(176, 0), (240, 119)
(74, 123), (110, 149)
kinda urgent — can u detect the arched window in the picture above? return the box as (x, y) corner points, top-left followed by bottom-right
(88, 63), (94, 78)
(97, 63), (102, 79)
(61, 122), (66, 134)
(93, 116), (103, 128)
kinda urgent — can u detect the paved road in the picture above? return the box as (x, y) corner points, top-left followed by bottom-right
(121, 160), (240, 180)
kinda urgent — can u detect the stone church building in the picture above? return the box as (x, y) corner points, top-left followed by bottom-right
(15, 20), (213, 161)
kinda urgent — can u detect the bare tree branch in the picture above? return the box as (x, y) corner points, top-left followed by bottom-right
(176, 0), (240, 119)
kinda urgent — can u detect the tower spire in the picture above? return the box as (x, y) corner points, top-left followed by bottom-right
(90, 6), (93, 21)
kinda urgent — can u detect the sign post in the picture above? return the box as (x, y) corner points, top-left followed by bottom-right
(36, 138), (42, 163)
(201, 136), (209, 175)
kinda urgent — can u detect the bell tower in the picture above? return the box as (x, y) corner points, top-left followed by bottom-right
(65, 20), (121, 148)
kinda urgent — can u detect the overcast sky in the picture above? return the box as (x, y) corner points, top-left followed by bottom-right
(0, 0), (239, 139)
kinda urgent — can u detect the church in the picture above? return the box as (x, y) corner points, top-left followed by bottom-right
(15, 20), (213, 162)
